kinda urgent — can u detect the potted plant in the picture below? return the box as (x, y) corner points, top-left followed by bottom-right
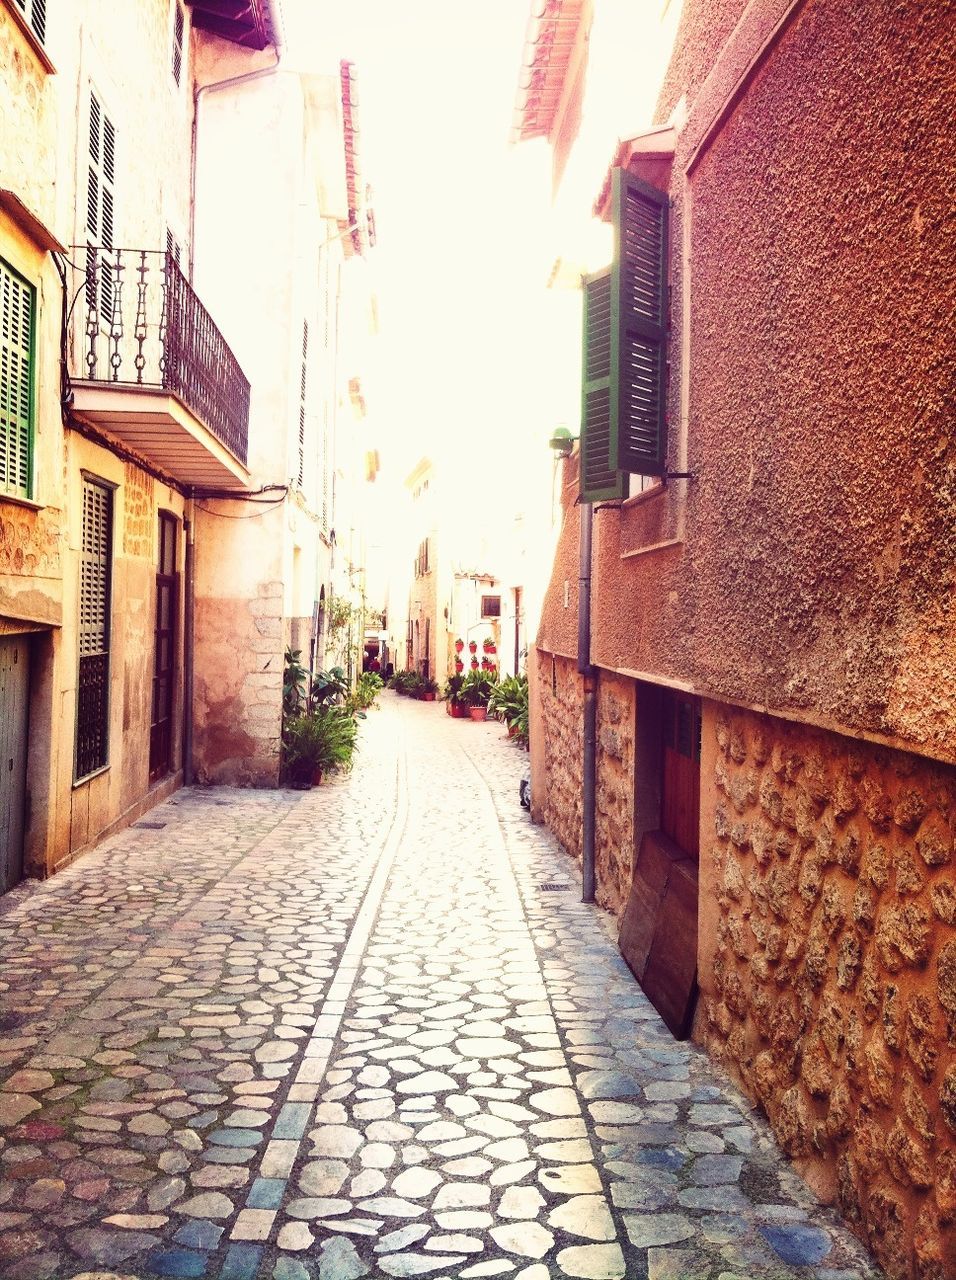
(421, 677), (439, 702)
(482, 637), (496, 655)
(442, 673), (465, 717)
(282, 706), (358, 786)
(460, 668), (497, 722)
(470, 657), (479, 670)
(454, 638), (464, 654)
(454, 657), (464, 674)
(488, 673), (529, 747)
(468, 640), (477, 654)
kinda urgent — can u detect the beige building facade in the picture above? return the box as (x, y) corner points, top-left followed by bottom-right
(1, 1), (372, 884)
(516, 1), (956, 1276)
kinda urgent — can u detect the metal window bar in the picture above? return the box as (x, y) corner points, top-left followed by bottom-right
(72, 247), (249, 465)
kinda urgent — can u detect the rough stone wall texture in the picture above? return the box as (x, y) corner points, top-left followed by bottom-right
(0, 503), (61, 579)
(0, 6), (56, 228)
(535, 652), (584, 865)
(595, 672), (636, 917)
(581, 0), (956, 762)
(700, 705), (955, 1279)
(122, 463), (155, 559)
(193, 584), (283, 787)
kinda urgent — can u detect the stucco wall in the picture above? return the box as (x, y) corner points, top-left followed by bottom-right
(700, 705), (955, 1279)
(581, 0), (956, 764)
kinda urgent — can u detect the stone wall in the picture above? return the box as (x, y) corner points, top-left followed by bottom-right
(533, 651), (583, 864)
(700, 705), (955, 1279)
(595, 671), (636, 917)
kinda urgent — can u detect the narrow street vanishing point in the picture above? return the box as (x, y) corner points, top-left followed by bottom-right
(0, 696), (882, 1280)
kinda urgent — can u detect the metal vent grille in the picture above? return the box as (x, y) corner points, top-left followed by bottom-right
(132, 821), (167, 830)
(539, 882), (571, 892)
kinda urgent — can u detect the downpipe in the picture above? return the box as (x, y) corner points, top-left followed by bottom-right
(183, 501), (196, 786)
(578, 499), (596, 903)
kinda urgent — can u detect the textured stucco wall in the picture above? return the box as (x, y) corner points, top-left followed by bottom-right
(700, 705), (955, 1279)
(582, 0), (956, 763)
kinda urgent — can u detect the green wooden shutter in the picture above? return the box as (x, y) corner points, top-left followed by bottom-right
(611, 168), (668, 476)
(0, 260), (35, 501)
(580, 268), (626, 503)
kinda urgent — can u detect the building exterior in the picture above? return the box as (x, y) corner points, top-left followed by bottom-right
(0, 1), (372, 888)
(515, 2), (956, 1277)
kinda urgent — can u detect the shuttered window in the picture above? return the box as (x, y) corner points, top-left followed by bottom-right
(580, 269), (625, 503)
(86, 91), (117, 321)
(579, 168), (669, 501)
(171, 0), (186, 86)
(296, 320), (308, 490)
(12, 0), (46, 44)
(0, 259), (35, 501)
(76, 478), (113, 780)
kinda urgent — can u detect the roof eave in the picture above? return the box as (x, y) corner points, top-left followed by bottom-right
(593, 125), (677, 220)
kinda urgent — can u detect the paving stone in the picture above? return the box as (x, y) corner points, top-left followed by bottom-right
(490, 1221), (555, 1258)
(555, 1243), (626, 1278)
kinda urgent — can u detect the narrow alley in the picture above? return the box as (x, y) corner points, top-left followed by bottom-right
(0, 696), (880, 1280)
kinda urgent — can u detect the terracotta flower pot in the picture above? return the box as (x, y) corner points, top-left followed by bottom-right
(468, 641), (477, 653)
(468, 706), (487, 722)
(455, 640), (464, 653)
(312, 767), (323, 785)
(423, 692), (436, 702)
(470, 658), (479, 670)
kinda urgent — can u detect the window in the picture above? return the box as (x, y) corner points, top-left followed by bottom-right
(75, 477), (113, 780)
(296, 320), (308, 490)
(0, 258), (35, 500)
(580, 168), (669, 503)
(414, 538), (430, 579)
(170, 0), (186, 86)
(12, 0), (46, 44)
(481, 595), (501, 619)
(85, 90), (117, 321)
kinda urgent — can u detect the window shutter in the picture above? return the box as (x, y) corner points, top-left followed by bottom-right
(611, 168), (668, 476)
(580, 268), (626, 503)
(171, 0), (185, 85)
(296, 320), (308, 490)
(76, 478), (113, 780)
(86, 92), (117, 321)
(0, 261), (35, 500)
(13, 0), (46, 43)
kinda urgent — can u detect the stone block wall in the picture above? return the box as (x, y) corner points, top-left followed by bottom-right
(534, 651), (584, 864)
(700, 706), (955, 1279)
(596, 672), (636, 917)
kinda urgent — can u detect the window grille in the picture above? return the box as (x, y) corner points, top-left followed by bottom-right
(76, 478), (113, 780)
(0, 259), (35, 499)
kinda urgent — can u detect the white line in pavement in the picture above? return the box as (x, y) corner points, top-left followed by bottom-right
(231, 729), (410, 1242)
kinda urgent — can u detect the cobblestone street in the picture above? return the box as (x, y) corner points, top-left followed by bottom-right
(0, 694), (881, 1280)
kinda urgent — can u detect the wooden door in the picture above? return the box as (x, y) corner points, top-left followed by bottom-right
(149, 514), (178, 783)
(661, 689), (701, 858)
(0, 637), (29, 893)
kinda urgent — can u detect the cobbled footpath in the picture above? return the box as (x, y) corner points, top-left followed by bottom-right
(0, 694), (882, 1279)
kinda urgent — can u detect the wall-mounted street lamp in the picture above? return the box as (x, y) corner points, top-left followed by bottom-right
(549, 425), (576, 457)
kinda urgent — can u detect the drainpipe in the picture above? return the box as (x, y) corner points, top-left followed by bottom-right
(188, 16), (285, 276)
(578, 499), (596, 903)
(183, 499), (196, 785)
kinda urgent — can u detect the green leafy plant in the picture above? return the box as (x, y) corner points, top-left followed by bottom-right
(282, 706), (358, 785)
(420, 677), (439, 698)
(442, 673), (465, 704)
(283, 647), (310, 718)
(311, 666), (349, 707)
(460, 667), (497, 709)
(354, 672), (384, 710)
(489, 673), (529, 747)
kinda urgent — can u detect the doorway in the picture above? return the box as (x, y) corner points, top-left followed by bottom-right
(0, 636), (29, 892)
(149, 513), (178, 784)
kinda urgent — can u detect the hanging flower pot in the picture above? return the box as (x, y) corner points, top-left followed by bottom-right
(470, 658), (479, 670)
(455, 639), (464, 653)
(483, 638), (496, 654)
(468, 640), (477, 654)
(454, 658), (464, 673)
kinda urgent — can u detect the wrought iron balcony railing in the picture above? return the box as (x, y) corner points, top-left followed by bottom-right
(71, 247), (250, 467)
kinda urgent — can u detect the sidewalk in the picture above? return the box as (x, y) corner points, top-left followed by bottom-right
(0, 694), (881, 1279)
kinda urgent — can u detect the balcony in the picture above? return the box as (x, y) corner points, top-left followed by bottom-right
(68, 248), (251, 488)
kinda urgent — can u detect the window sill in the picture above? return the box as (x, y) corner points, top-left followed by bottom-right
(3, 2), (56, 73)
(621, 537), (683, 561)
(0, 492), (43, 512)
(73, 764), (110, 789)
(622, 482), (665, 510)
